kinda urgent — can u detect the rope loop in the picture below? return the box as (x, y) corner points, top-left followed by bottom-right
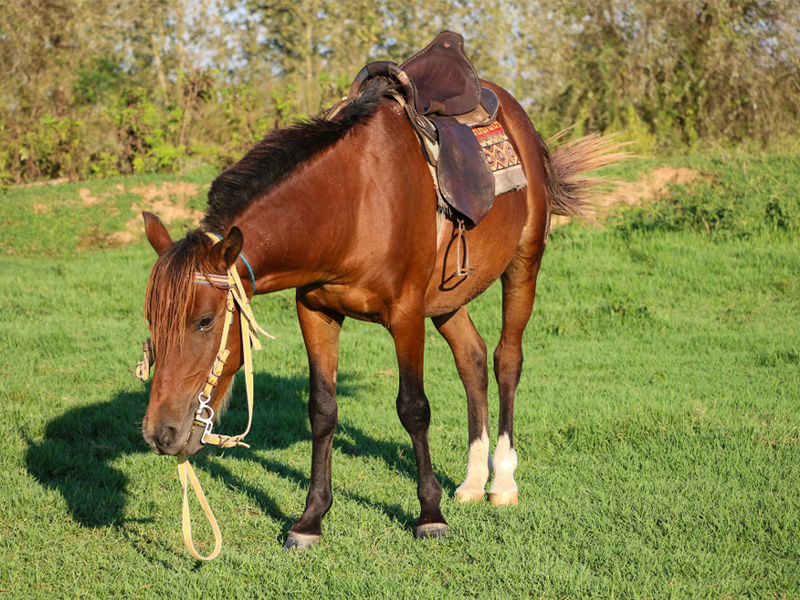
(178, 456), (222, 561)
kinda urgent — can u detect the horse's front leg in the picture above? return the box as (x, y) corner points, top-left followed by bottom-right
(284, 294), (344, 549)
(391, 309), (448, 539)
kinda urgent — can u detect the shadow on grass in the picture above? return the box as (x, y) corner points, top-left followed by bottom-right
(24, 369), (454, 542)
(23, 388), (145, 528)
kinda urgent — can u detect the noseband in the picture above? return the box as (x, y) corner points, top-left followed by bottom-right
(137, 232), (273, 561)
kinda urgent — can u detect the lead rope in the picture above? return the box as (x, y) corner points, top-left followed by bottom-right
(175, 287), (234, 562)
(178, 455), (223, 561)
(177, 248), (275, 561)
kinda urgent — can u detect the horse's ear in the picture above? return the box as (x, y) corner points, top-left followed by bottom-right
(210, 227), (243, 272)
(142, 212), (173, 256)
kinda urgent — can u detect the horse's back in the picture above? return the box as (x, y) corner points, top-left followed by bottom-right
(302, 86), (550, 321)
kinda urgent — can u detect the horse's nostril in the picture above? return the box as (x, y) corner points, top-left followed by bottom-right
(156, 423), (179, 453)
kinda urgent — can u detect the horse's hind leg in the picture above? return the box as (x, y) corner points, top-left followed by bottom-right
(432, 307), (491, 502)
(490, 247), (545, 506)
(285, 295), (344, 549)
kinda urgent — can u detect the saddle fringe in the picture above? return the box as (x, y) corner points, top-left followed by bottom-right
(542, 128), (632, 225)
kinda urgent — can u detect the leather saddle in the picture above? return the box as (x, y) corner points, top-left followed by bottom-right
(342, 31), (500, 226)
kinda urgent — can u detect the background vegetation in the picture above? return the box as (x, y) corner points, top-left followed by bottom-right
(2, 0), (800, 186)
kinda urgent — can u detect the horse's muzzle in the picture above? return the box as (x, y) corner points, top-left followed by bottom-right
(152, 421), (182, 455)
(143, 415), (203, 456)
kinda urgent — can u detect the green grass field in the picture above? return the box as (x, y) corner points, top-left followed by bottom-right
(1, 153), (799, 599)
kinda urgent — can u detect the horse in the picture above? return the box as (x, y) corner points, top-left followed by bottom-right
(140, 75), (622, 550)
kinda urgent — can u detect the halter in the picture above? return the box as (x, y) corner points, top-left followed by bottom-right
(137, 232), (273, 561)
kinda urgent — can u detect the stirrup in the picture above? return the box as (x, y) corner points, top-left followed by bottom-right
(455, 219), (474, 277)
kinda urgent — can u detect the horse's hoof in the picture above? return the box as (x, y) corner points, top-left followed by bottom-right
(488, 491), (519, 507)
(283, 532), (320, 550)
(455, 489), (485, 503)
(415, 523), (448, 540)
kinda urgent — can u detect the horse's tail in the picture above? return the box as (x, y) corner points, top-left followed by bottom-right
(540, 129), (630, 223)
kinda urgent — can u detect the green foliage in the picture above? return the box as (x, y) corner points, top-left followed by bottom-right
(615, 181), (740, 237)
(88, 151), (121, 180)
(73, 55), (126, 105)
(516, 0), (800, 151)
(1, 1), (799, 185)
(612, 154), (800, 240)
(110, 87), (188, 175)
(765, 198), (793, 232)
(12, 116), (88, 181)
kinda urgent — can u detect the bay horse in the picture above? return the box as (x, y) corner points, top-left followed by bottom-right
(140, 76), (622, 550)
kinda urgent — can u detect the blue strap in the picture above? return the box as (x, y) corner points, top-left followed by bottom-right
(208, 232), (257, 293)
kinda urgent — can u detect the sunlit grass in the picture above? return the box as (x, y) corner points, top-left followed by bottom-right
(1, 155), (798, 598)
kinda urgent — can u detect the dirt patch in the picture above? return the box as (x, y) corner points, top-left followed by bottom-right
(129, 182), (204, 224)
(614, 167), (716, 206)
(106, 231), (138, 245)
(71, 180), (206, 249)
(552, 166), (716, 226)
(79, 187), (103, 206)
(113, 181), (205, 246)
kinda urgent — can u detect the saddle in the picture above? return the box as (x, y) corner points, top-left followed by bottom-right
(336, 31), (503, 227)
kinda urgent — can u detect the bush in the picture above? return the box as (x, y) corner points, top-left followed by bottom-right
(610, 155), (800, 240)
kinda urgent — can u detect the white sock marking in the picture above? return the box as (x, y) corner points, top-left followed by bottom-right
(489, 433), (518, 496)
(455, 430), (491, 499)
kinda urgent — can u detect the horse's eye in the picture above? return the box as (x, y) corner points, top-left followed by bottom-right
(197, 316), (214, 332)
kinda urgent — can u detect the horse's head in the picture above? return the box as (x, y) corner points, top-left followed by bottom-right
(140, 212), (246, 456)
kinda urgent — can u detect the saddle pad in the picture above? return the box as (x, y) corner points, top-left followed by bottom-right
(473, 121), (528, 195)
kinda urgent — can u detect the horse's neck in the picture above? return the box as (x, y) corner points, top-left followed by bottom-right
(228, 103), (422, 296)
(231, 154), (356, 295)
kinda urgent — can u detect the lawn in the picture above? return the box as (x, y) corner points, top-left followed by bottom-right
(1, 153), (798, 598)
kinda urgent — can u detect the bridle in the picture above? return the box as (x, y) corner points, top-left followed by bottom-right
(137, 232), (273, 561)
(187, 241), (273, 450)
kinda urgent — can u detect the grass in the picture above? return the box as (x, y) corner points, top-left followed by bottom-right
(1, 154), (799, 598)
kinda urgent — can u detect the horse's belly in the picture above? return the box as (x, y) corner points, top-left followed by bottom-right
(424, 191), (527, 316)
(302, 281), (397, 326)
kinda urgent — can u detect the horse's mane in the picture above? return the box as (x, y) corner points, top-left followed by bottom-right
(144, 230), (215, 359)
(146, 78), (397, 353)
(201, 77), (397, 233)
